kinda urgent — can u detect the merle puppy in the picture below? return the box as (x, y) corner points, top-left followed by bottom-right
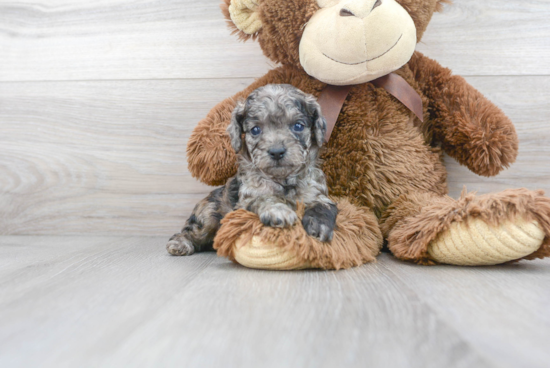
(167, 84), (338, 256)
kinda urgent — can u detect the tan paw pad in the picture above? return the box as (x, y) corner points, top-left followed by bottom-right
(428, 217), (545, 266)
(233, 236), (312, 270)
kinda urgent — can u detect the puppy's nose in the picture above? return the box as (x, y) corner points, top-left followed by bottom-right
(268, 147), (286, 160)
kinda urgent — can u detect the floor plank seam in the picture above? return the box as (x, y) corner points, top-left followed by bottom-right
(376, 256), (499, 368)
(1, 74), (549, 84)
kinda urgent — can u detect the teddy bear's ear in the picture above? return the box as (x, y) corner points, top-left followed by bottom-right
(435, 0), (452, 12)
(221, 0), (262, 41)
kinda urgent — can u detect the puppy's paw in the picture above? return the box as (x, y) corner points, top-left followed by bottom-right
(259, 204), (298, 228)
(302, 203), (338, 242)
(166, 235), (195, 256)
(303, 217), (334, 242)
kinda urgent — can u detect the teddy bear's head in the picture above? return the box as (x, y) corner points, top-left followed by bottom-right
(222, 0), (450, 85)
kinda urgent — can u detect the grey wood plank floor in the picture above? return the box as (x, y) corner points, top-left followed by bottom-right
(1, 236), (549, 368)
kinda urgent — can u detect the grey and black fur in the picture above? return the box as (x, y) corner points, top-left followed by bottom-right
(167, 84), (338, 256)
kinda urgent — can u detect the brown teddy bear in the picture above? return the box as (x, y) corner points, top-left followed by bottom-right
(183, 0), (550, 269)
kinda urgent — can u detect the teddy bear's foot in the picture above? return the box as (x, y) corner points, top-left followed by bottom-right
(385, 188), (550, 265)
(214, 198), (383, 270)
(233, 235), (312, 270)
(428, 217), (545, 266)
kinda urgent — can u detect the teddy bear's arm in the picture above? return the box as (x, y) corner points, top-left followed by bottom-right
(409, 52), (518, 177)
(186, 68), (288, 186)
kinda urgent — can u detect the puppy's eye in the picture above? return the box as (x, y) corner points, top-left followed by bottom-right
(250, 126), (262, 136)
(292, 123), (305, 132)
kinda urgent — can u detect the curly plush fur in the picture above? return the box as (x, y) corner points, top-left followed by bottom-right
(381, 188), (550, 265)
(215, 198), (383, 270)
(185, 0), (550, 266)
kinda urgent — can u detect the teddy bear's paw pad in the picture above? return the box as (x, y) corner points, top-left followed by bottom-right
(233, 235), (312, 270)
(428, 217), (545, 266)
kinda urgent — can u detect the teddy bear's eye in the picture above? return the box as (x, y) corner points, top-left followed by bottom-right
(250, 126), (262, 136)
(292, 123), (305, 132)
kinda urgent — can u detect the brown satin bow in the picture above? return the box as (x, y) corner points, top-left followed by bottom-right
(317, 73), (424, 142)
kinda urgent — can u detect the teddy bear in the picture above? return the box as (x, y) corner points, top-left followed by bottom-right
(182, 0), (550, 270)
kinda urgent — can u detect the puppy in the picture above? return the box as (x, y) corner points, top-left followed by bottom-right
(167, 84), (338, 256)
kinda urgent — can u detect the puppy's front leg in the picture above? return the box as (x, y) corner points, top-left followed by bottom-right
(243, 197), (298, 228)
(302, 198), (338, 242)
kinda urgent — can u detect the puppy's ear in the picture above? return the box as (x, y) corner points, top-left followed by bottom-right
(227, 100), (246, 153)
(305, 95), (327, 147)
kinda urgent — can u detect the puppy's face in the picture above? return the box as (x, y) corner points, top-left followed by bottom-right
(228, 84), (327, 180)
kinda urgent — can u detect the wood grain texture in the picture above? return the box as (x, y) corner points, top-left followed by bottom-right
(0, 0), (549, 82)
(381, 256), (550, 368)
(0, 78), (252, 235)
(1, 0), (549, 235)
(0, 0), (273, 82)
(417, 0), (550, 76)
(1, 76), (549, 235)
(446, 76), (550, 197)
(1, 236), (549, 368)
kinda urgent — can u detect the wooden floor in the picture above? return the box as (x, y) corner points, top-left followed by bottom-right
(1, 236), (549, 368)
